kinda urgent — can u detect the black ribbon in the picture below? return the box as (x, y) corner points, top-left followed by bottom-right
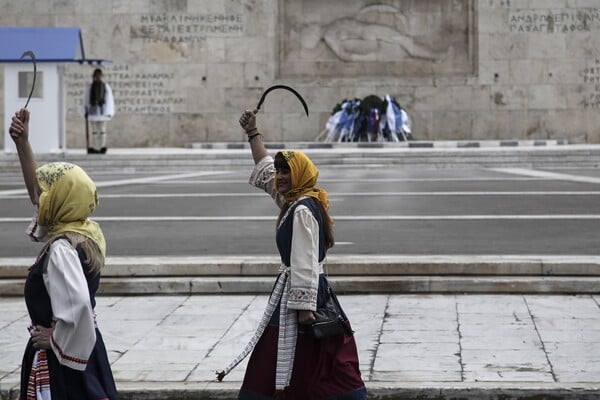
(20, 50), (37, 109)
(256, 84), (309, 117)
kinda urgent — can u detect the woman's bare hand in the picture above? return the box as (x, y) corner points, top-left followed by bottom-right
(30, 322), (55, 350)
(239, 109), (258, 133)
(298, 310), (316, 324)
(9, 109), (30, 143)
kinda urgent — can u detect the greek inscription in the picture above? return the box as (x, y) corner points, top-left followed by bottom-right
(582, 60), (600, 108)
(65, 65), (186, 115)
(509, 9), (600, 33)
(132, 13), (244, 43)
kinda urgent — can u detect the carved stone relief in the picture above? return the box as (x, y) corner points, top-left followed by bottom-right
(278, 0), (475, 77)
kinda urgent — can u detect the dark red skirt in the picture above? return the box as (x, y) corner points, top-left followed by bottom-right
(239, 324), (367, 400)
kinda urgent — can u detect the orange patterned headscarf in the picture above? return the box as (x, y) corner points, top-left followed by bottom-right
(275, 150), (330, 213)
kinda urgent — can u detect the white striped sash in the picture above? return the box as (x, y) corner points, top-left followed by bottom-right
(220, 266), (298, 390)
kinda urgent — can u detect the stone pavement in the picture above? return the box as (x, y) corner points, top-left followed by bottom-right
(1, 293), (600, 399)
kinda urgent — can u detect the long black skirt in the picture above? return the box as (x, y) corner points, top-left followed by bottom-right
(20, 328), (118, 400)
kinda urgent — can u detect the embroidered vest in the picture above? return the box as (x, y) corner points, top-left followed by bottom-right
(275, 197), (326, 267)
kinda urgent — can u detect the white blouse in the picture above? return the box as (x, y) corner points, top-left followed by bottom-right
(43, 239), (96, 371)
(250, 156), (322, 311)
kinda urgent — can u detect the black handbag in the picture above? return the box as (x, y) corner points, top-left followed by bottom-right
(309, 285), (353, 340)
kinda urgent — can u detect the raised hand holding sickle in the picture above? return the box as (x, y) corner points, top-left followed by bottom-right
(239, 85), (309, 134)
(9, 51), (35, 141)
(8, 109), (29, 142)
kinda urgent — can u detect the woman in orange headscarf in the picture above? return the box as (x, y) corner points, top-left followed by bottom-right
(9, 109), (118, 400)
(217, 110), (367, 400)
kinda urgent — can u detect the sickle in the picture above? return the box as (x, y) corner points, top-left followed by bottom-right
(256, 84), (309, 117)
(20, 50), (37, 109)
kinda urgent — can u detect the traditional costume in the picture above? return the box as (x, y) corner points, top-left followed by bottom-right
(20, 162), (118, 400)
(83, 72), (115, 153)
(219, 151), (367, 400)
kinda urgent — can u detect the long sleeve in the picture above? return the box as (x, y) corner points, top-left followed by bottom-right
(249, 155), (286, 209)
(43, 239), (96, 371)
(287, 205), (320, 311)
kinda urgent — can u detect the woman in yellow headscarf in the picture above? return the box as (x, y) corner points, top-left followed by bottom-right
(217, 110), (367, 400)
(9, 109), (118, 400)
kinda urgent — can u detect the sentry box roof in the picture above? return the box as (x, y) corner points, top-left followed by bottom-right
(0, 27), (106, 64)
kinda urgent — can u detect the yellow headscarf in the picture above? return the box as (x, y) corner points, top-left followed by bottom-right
(275, 150), (330, 213)
(36, 162), (106, 258)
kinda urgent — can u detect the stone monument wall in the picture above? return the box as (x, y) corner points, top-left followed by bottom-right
(1, 0), (599, 147)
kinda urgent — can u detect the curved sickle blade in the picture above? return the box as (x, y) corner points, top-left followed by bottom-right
(256, 84), (309, 117)
(20, 50), (37, 109)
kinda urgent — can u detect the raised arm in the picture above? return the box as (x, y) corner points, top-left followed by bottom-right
(9, 109), (39, 205)
(239, 109), (268, 164)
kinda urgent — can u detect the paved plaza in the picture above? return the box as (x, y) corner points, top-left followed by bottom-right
(2, 293), (600, 399)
